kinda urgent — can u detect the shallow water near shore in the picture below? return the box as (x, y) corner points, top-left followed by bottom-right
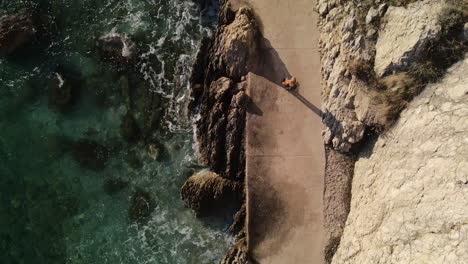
(0, 1), (232, 263)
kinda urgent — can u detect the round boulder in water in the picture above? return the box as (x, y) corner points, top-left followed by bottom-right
(129, 189), (155, 223)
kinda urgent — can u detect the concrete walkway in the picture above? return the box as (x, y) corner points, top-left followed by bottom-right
(245, 0), (325, 263)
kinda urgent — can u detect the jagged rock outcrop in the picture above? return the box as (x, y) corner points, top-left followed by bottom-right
(318, 0), (464, 151)
(332, 56), (468, 264)
(318, 1), (467, 262)
(191, 2), (258, 181)
(318, 0), (378, 152)
(206, 5), (259, 82)
(374, 0), (448, 77)
(221, 238), (250, 264)
(187, 2), (259, 262)
(180, 170), (242, 217)
(197, 77), (248, 181)
(0, 10), (36, 56)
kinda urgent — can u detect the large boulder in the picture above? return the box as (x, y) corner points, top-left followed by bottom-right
(332, 57), (468, 263)
(0, 10), (36, 57)
(180, 170), (242, 217)
(207, 6), (259, 82)
(374, 0), (448, 77)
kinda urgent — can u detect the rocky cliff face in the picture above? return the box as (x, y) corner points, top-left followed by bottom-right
(318, 0), (467, 262)
(318, 0), (466, 152)
(332, 55), (468, 264)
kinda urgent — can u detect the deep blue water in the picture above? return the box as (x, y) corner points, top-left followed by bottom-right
(0, 1), (231, 263)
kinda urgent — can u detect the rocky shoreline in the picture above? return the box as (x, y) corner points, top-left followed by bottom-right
(186, 0), (468, 262)
(182, 0), (260, 262)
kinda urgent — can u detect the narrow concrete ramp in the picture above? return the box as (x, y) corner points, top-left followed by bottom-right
(245, 0), (325, 263)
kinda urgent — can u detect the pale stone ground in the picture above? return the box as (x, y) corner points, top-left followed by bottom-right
(244, 0), (325, 263)
(333, 56), (468, 264)
(374, 0), (448, 77)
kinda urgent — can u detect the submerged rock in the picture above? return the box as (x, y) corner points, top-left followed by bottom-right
(48, 72), (75, 111)
(120, 112), (140, 142)
(124, 149), (143, 169)
(103, 178), (129, 195)
(48, 64), (82, 111)
(180, 170), (242, 217)
(71, 139), (109, 171)
(0, 10), (36, 57)
(96, 32), (137, 64)
(129, 189), (155, 223)
(147, 143), (162, 161)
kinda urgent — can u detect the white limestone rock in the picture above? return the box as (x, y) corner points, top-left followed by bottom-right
(462, 23), (468, 42)
(365, 7), (379, 24)
(332, 56), (468, 264)
(374, 0), (448, 77)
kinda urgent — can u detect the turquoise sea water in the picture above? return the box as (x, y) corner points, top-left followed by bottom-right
(0, 1), (232, 263)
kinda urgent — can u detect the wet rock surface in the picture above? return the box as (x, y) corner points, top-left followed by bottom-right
(0, 10), (36, 56)
(48, 70), (81, 111)
(96, 32), (137, 65)
(221, 237), (251, 264)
